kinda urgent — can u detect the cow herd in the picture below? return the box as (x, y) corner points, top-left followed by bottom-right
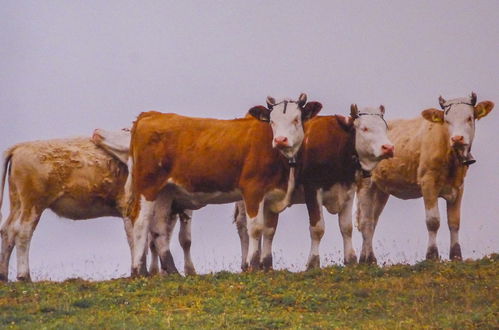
(0, 92), (493, 282)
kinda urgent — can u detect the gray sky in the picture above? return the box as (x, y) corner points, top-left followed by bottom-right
(1, 1), (498, 281)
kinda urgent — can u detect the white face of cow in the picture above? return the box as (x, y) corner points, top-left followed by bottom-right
(421, 93), (494, 162)
(249, 93), (322, 159)
(351, 104), (394, 172)
(92, 128), (131, 164)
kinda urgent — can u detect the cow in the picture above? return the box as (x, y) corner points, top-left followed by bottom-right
(128, 94), (322, 276)
(233, 104), (394, 270)
(0, 137), (130, 281)
(91, 128), (195, 276)
(356, 93), (494, 263)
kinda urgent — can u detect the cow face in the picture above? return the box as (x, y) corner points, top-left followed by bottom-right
(92, 128), (131, 164)
(421, 93), (494, 159)
(249, 93), (322, 159)
(351, 104), (394, 172)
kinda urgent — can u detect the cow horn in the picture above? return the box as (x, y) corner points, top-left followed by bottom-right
(350, 104), (359, 119)
(470, 92), (477, 106)
(379, 105), (385, 116)
(438, 95), (446, 109)
(297, 93), (307, 107)
(266, 96), (276, 110)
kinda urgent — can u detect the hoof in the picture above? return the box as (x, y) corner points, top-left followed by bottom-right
(359, 253), (377, 264)
(450, 244), (462, 261)
(148, 266), (160, 276)
(241, 262), (249, 272)
(161, 251), (179, 274)
(306, 255), (320, 270)
(249, 254), (261, 271)
(17, 275), (31, 282)
(261, 255), (273, 271)
(184, 266), (196, 276)
(426, 246), (440, 260)
(0, 274), (7, 282)
(344, 254), (358, 266)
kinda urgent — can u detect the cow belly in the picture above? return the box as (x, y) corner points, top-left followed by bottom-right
(50, 196), (121, 220)
(376, 181), (422, 200)
(322, 184), (354, 214)
(169, 184), (242, 210)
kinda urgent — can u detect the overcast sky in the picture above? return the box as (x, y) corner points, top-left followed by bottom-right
(1, 1), (498, 281)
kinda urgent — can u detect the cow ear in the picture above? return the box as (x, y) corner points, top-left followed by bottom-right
(336, 115), (354, 131)
(474, 101), (494, 120)
(421, 108), (444, 124)
(302, 102), (322, 121)
(249, 105), (271, 122)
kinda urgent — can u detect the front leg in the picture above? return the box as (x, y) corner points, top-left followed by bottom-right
(446, 187), (464, 260)
(261, 205), (279, 271)
(244, 192), (265, 271)
(338, 187), (357, 265)
(304, 187), (325, 270)
(421, 179), (441, 260)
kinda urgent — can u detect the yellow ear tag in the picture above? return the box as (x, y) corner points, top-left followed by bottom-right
(432, 114), (443, 123)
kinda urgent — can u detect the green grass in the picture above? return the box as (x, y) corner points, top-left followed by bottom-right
(1, 255), (498, 329)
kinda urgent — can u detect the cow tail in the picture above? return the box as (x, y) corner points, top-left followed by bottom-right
(0, 146), (15, 228)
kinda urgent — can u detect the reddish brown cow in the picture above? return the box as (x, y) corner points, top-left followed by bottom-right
(128, 95), (322, 275)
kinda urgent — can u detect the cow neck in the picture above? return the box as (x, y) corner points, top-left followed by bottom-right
(269, 165), (296, 213)
(350, 125), (371, 179)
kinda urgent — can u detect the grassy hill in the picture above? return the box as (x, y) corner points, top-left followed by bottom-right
(1, 255), (497, 329)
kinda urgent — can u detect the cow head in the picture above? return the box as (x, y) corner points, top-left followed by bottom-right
(92, 128), (131, 164)
(343, 104), (394, 172)
(421, 93), (494, 163)
(248, 93), (322, 159)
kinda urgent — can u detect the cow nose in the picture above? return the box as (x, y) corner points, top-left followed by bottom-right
(451, 135), (464, 145)
(274, 136), (289, 147)
(381, 144), (394, 157)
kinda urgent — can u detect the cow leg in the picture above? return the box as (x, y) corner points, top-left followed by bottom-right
(338, 188), (357, 265)
(0, 207), (21, 282)
(305, 189), (325, 270)
(179, 210), (195, 275)
(245, 199), (265, 271)
(15, 208), (41, 282)
(234, 202), (250, 271)
(446, 187), (464, 261)
(421, 182), (441, 260)
(122, 216), (138, 274)
(131, 197), (156, 277)
(261, 206), (279, 271)
(357, 179), (389, 264)
(150, 207), (179, 275)
(148, 234), (160, 275)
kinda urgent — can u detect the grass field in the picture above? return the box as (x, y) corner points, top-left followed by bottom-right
(0, 255), (497, 329)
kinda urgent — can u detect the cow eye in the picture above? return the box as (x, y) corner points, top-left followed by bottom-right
(270, 120), (275, 126)
(467, 116), (472, 122)
(362, 127), (368, 132)
(292, 117), (300, 125)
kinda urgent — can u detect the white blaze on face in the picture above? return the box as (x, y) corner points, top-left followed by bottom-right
(92, 128), (131, 164)
(354, 106), (393, 172)
(441, 97), (476, 153)
(269, 100), (305, 159)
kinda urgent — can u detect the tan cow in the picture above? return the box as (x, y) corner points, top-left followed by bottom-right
(357, 93), (494, 262)
(128, 94), (322, 276)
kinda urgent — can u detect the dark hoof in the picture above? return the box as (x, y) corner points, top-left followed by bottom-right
(184, 266), (196, 276)
(0, 274), (7, 282)
(161, 251), (179, 274)
(359, 253), (377, 264)
(148, 266), (160, 276)
(344, 255), (358, 266)
(249, 254), (261, 271)
(450, 244), (462, 261)
(241, 262), (249, 272)
(426, 246), (440, 260)
(306, 255), (320, 270)
(17, 275), (31, 282)
(131, 266), (148, 278)
(261, 255), (273, 271)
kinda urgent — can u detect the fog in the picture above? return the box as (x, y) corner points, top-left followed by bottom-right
(1, 1), (498, 280)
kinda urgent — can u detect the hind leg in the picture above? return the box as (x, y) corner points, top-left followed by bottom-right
(338, 188), (357, 265)
(0, 207), (21, 282)
(446, 187), (463, 260)
(15, 208), (41, 282)
(178, 210), (195, 275)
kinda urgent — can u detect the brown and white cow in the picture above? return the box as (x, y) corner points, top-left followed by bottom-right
(128, 94), (322, 276)
(356, 93), (494, 263)
(234, 105), (394, 270)
(91, 128), (195, 276)
(0, 138), (129, 281)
